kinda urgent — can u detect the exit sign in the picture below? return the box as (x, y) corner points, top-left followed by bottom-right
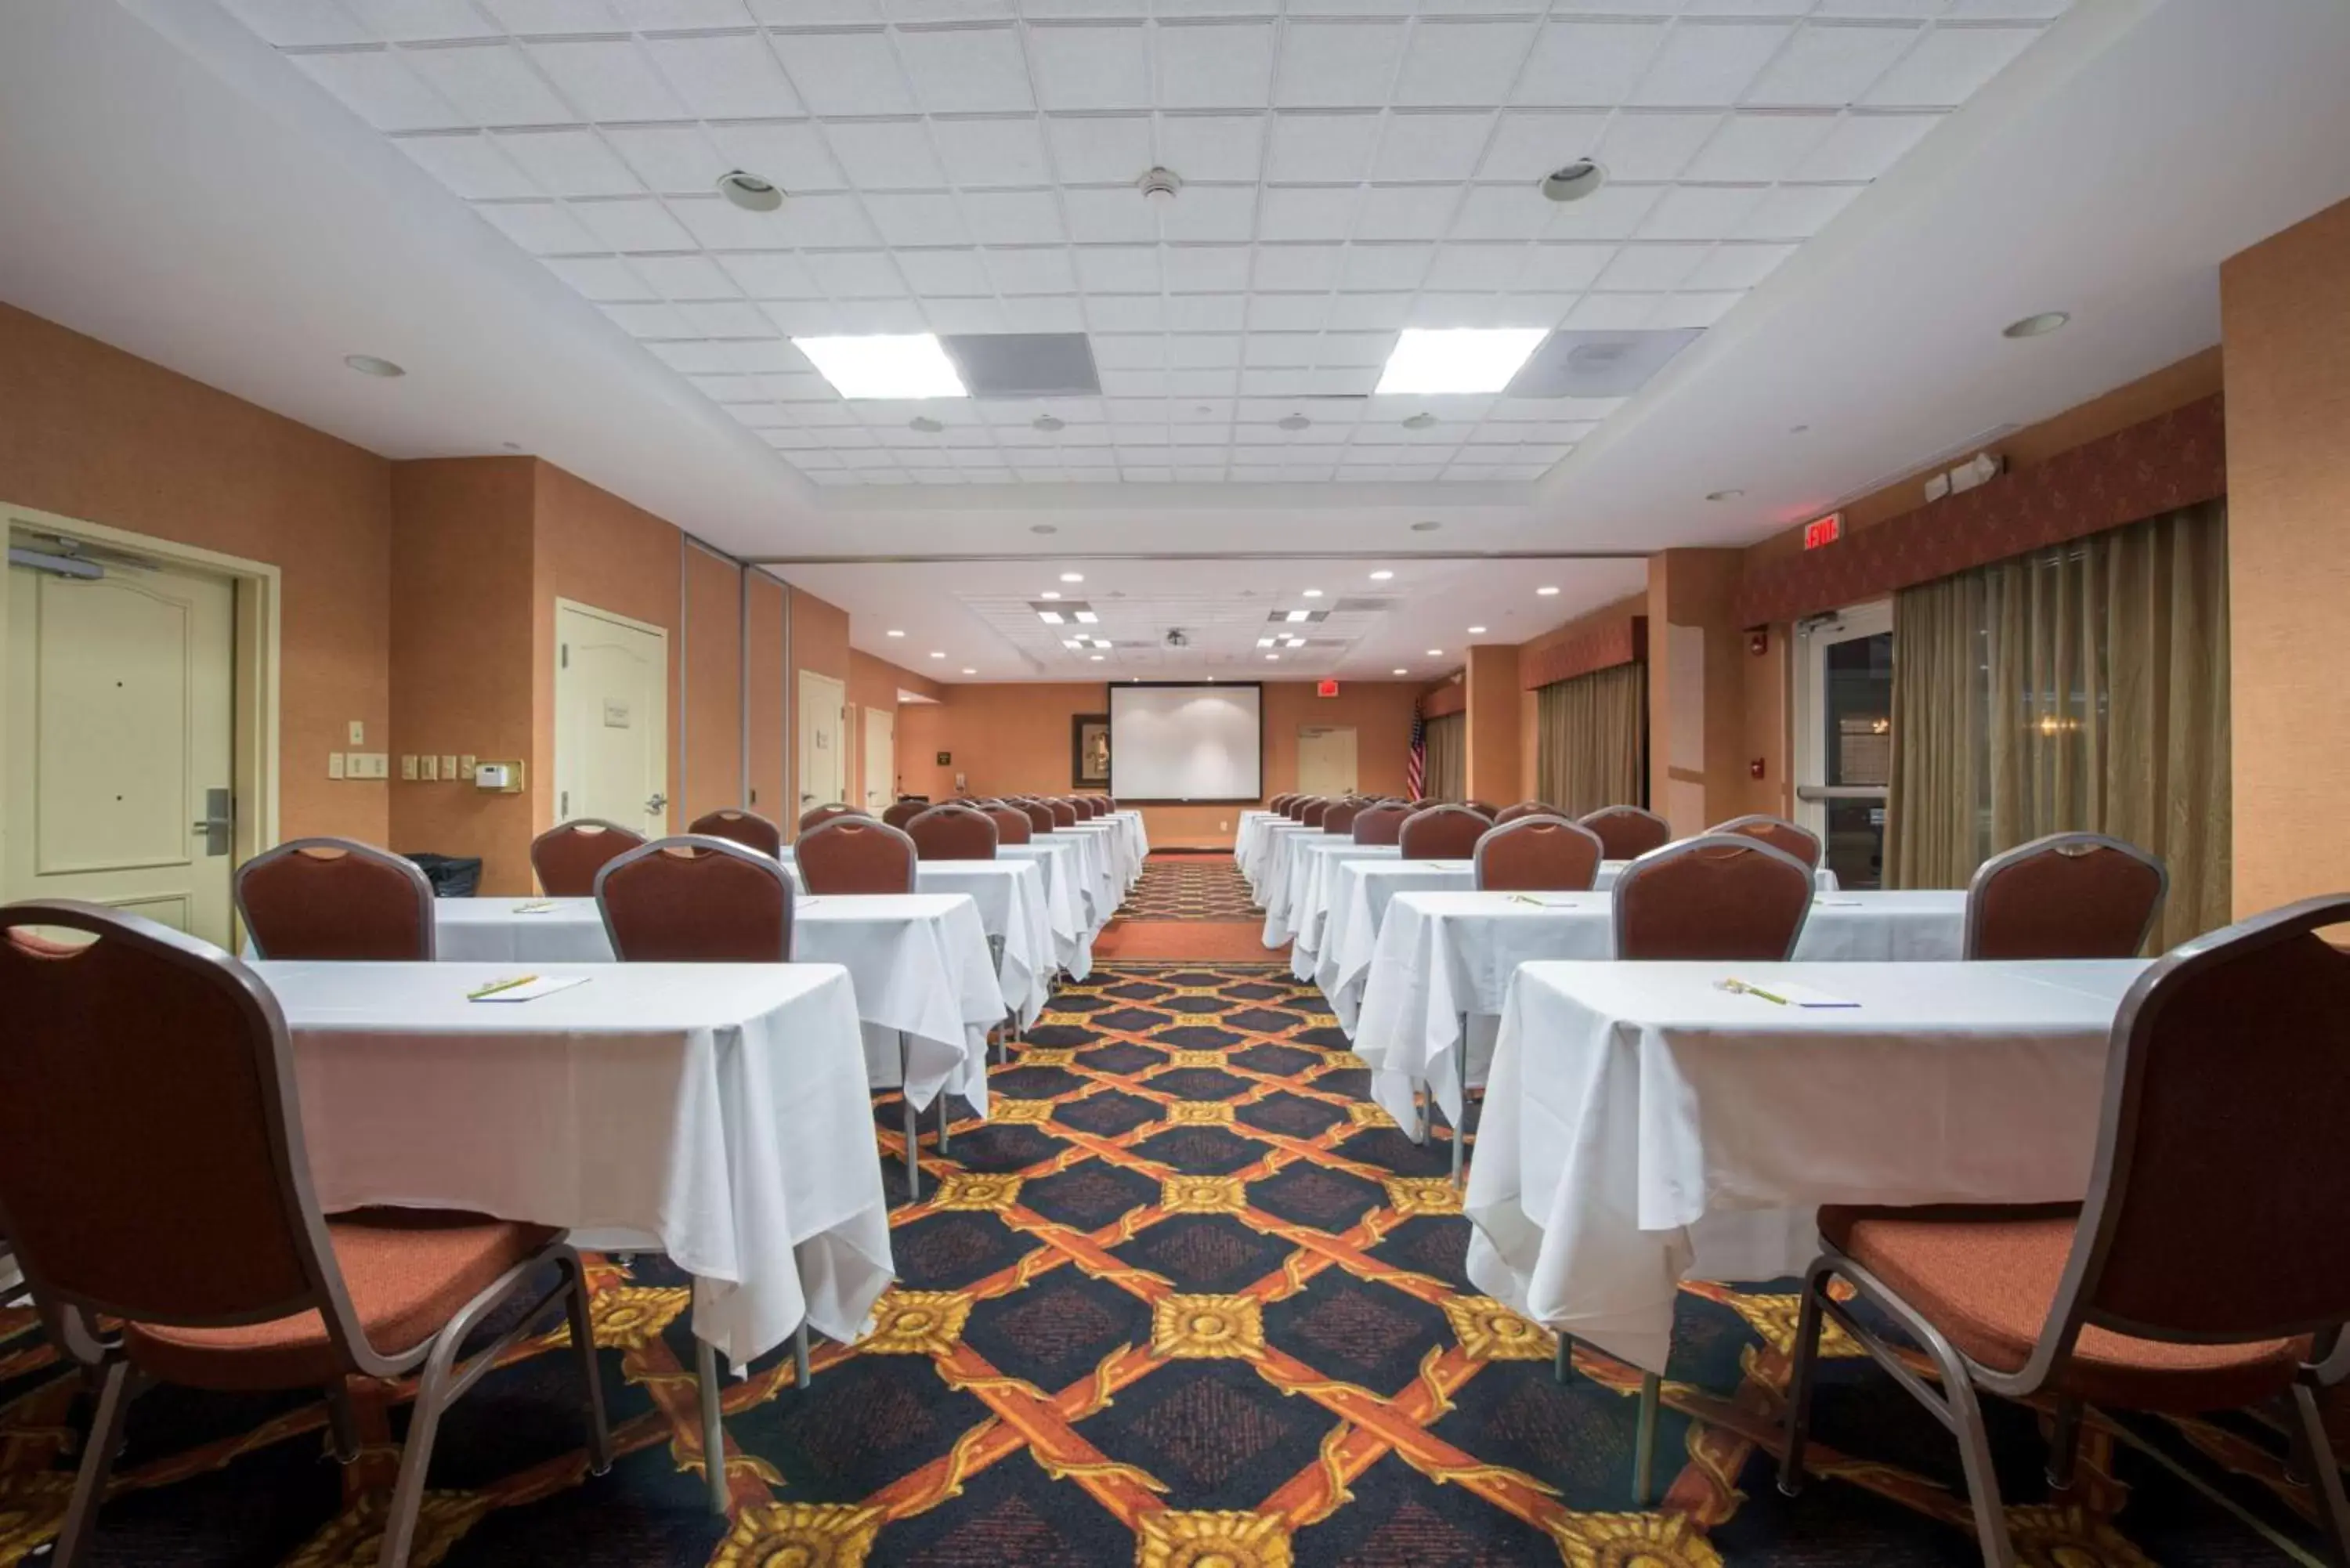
(1802, 512), (1844, 551)
(1316, 679), (1340, 698)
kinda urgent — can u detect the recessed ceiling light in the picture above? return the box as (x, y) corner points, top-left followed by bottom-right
(1302, 588), (1323, 598)
(1536, 586), (1560, 596)
(1283, 609), (1311, 623)
(1539, 160), (1607, 204)
(343, 354), (404, 378)
(929, 651), (945, 659)
(960, 667), (976, 674)
(1137, 166), (1182, 206)
(886, 628), (906, 637)
(1090, 654), (1104, 661)
(1033, 414), (1065, 432)
(1277, 414), (1311, 432)
(1427, 649), (1444, 656)
(2003, 311), (2070, 339)
(793, 334), (967, 399)
(1072, 610), (1099, 623)
(716, 169), (783, 212)
(1376, 328), (1547, 396)
(1038, 609), (1065, 624)
(1369, 569), (1394, 580)
(1412, 521), (1441, 533)
(1468, 626), (1487, 634)
(1059, 572), (1084, 583)
(1393, 667), (1408, 675)
(1401, 412), (1437, 430)
(1030, 523), (1058, 535)
(909, 415), (944, 433)
(1265, 654), (1279, 661)
(1039, 590), (1061, 600)
(1706, 489), (1745, 502)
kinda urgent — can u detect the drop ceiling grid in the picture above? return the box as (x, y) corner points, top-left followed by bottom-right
(226, 0), (2070, 486)
(966, 583), (1379, 670)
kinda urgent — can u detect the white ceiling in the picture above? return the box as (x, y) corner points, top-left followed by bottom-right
(215, 0), (2069, 487)
(778, 553), (1647, 679)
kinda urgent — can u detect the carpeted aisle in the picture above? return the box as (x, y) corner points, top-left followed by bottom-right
(0, 961), (2328, 1564)
(1096, 851), (1278, 963)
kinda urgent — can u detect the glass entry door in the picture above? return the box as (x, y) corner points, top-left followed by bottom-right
(1793, 602), (1893, 889)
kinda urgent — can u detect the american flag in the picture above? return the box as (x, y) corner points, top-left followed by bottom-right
(1405, 699), (1426, 801)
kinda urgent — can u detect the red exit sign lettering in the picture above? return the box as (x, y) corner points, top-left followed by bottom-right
(1802, 512), (1844, 551)
(1316, 679), (1340, 698)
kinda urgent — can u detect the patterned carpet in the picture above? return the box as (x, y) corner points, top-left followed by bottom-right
(1119, 854), (1264, 923)
(0, 965), (2329, 1566)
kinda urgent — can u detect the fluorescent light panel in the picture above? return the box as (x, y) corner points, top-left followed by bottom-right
(1375, 328), (1549, 396)
(792, 334), (967, 399)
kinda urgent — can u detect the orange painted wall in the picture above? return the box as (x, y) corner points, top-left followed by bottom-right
(746, 572), (786, 820)
(900, 679), (1420, 848)
(682, 542), (743, 824)
(848, 649), (940, 808)
(0, 302), (395, 844)
(386, 460), (537, 890)
(2222, 196), (2350, 916)
(1463, 644), (1520, 804)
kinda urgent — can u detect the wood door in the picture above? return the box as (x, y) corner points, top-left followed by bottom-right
(862, 705), (895, 810)
(798, 670), (845, 814)
(1295, 724), (1358, 797)
(554, 600), (669, 835)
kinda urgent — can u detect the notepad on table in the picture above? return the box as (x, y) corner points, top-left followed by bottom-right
(1773, 981), (1860, 1008)
(513, 900), (561, 914)
(467, 974), (589, 1003)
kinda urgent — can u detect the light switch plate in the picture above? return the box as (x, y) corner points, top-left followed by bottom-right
(400, 754), (419, 782)
(420, 755), (439, 782)
(354, 752), (389, 780)
(328, 752), (345, 780)
(348, 721), (365, 746)
(439, 754), (458, 781)
(459, 754), (478, 780)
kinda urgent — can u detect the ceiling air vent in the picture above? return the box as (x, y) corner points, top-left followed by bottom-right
(941, 334), (1102, 398)
(1330, 598), (1392, 613)
(1506, 328), (1703, 399)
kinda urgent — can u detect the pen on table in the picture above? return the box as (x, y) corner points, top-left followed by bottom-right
(1718, 977), (1789, 1005)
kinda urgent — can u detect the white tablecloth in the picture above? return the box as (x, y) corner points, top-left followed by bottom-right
(1108, 810), (1151, 879)
(1232, 811), (1280, 870)
(1353, 889), (1968, 1134)
(432, 894), (1002, 1115)
(1058, 820), (1137, 899)
(1465, 959), (2147, 1375)
(1318, 858), (1469, 1029)
(256, 959), (894, 1371)
(1000, 841), (1093, 979)
(1265, 835), (1397, 955)
(783, 861), (1049, 1029)
(1241, 821), (1316, 894)
(1036, 830), (1116, 929)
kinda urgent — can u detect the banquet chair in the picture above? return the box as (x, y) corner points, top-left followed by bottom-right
(1397, 805), (1491, 861)
(1963, 833), (2168, 959)
(1299, 798), (1329, 828)
(1322, 799), (1365, 836)
(0, 901), (609, 1568)
(1473, 816), (1605, 893)
(532, 818), (646, 897)
(687, 807), (783, 859)
(236, 838), (436, 961)
(1781, 894), (2350, 1568)
(1269, 793), (1294, 814)
(882, 800), (927, 830)
(1613, 835), (1813, 961)
(1462, 800), (1501, 819)
(1351, 803), (1412, 846)
(1283, 797), (1310, 821)
(982, 804), (1032, 845)
(1494, 801), (1565, 826)
(1017, 800), (1056, 835)
(1047, 799), (1080, 829)
(797, 803), (865, 834)
(1578, 804), (1673, 862)
(595, 836), (793, 963)
(909, 804), (999, 862)
(1083, 797), (1111, 818)
(794, 817), (943, 1197)
(1710, 814), (1824, 873)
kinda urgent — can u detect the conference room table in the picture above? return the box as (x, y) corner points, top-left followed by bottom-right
(1313, 854), (1843, 1030)
(1239, 818), (1316, 896)
(767, 855), (1051, 1028)
(999, 841), (1094, 979)
(1353, 888), (1969, 1147)
(433, 893), (1003, 1117)
(1463, 957), (2146, 1380)
(1035, 829), (1122, 930)
(255, 957), (893, 1513)
(1232, 810), (1282, 880)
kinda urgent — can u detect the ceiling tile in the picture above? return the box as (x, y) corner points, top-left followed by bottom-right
(544, 255), (656, 300)
(614, 0), (754, 23)
(1630, 22), (1792, 107)
(1563, 291), (1663, 329)
(1251, 242), (1343, 290)
(922, 296), (1010, 331)
(862, 191), (973, 245)
(1394, 20), (1538, 107)
(345, 0), (497, 42)
(1027, 24), (1152, 110)
(1267, 113), (1382, 182)
(1335, 241), (1432, 290)
(494, 128), (642, 197)
(525, 38), (685, 121)
(718, 251), (826, 297)
(1791, 110), (1940, 179)
(1155, 114), (1265, 182)
(1170, 334), (1242, 367)
(1062, 186), (1159, 241)
(1477, 109), (1611, 182)
(1747, 22), (1920, 106)
(1737, 181), (1863, 239)
(1074, 244), (1162, 291)
(295, 49), (467, 132)
(1162, 245), (1254, 291)
(1448, 184), (1554, 240)
(1593, 240), (1709, 291)
(707, 122), (850, 192)
(396, 132), (540, 198)
(1422, 240), (1531, 291)
(1044, 113), (1154, 182)
(802, 250), (907, 296)
(219, 0), (380, 48)
(1166, 293), (1247, 331)
(1685, 240), (1795, 287)
(601, 125), (724, 195)
(1513, 20), (1668, 107)
(1531, 242), (1615, 290)
(1325, 291), (1413, 329)
(1864, 25), (2038, 106)
(820, 120), (948, 190)
(1684, 111), (1838, 181)
(600, 300), (693, 337)
(1246, 294), (1332, 331)
(1259, 185), (1360, 242)
(632, 253), (741, 299)
(1647, 289), (1744, 327)
(1085, 294), (1166, 331)
(960, 188), (1068, 244)
(934, 117), (1054, 187)
(1371, 111), (1494, 182)
(642, 32), (804, 119)
(1542, 182), (1663, 240)
(982, 245), (1079, 293)
(1354, 183), (1458, 240)
(1276, 20), (1410, 109)
(754, 190), (884, 246)
(1593, 112), (1723, 179)
(772, 30), (916, 116)
(569, 195), (699, 251)
(1157, 182), (1256, 242)
(1636, 182), (1768, 239)
(1157, 22), (1278, 109)
(679, 299), (777, 336)
(896, 24), (1036, 113)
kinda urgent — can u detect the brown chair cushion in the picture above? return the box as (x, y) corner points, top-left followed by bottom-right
(533, 822), (645, 897)
(1820, 1205), (2310, 1413)
(125, 1209), (558, 1391)
(1580, 807), (1672, 862)
(239, 845), (431, 961)
(687, 810), (783, 859)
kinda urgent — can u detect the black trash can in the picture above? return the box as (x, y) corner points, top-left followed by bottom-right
(405, 853), (483, 898)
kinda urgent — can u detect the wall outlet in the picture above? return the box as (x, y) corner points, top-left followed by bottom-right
(348, 721), (365, 745)
(328, 752), (345, 780)
(439, 754), (458, 781)
(458, 754), (477, 780)
(351, 752), (389, 780)
(400, 754), (419, 782)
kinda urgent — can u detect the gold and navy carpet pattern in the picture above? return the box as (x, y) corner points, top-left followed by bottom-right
(0, 964), (2333, 1565)
(1118, 854), (1264, 923)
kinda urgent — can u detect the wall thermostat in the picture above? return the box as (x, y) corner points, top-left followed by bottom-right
(473, 761), (522, 793)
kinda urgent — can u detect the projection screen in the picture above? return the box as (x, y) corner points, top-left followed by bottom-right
(1109, 683), (1264, 803)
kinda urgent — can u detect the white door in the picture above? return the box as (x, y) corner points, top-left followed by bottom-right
(5, 558), (237, 944)
(798, 670), (845, 813)
(1295, 725), (1358, 797)
(1793, 600), (1893, 890)
(862, 706), (895, 809)
(554, 600), (669, 836)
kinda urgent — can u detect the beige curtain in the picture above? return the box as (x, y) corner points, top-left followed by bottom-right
(1423, 711), (1466, 800)
(1534, 662), (1646, 816)
(1885, 500), (2230, 947)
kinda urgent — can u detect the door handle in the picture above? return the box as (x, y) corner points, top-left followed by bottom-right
(645, 792), (668, 815)
(191, 787), (232, 858)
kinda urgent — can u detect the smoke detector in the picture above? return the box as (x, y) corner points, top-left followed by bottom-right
(1137, 167), (1183, 206)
